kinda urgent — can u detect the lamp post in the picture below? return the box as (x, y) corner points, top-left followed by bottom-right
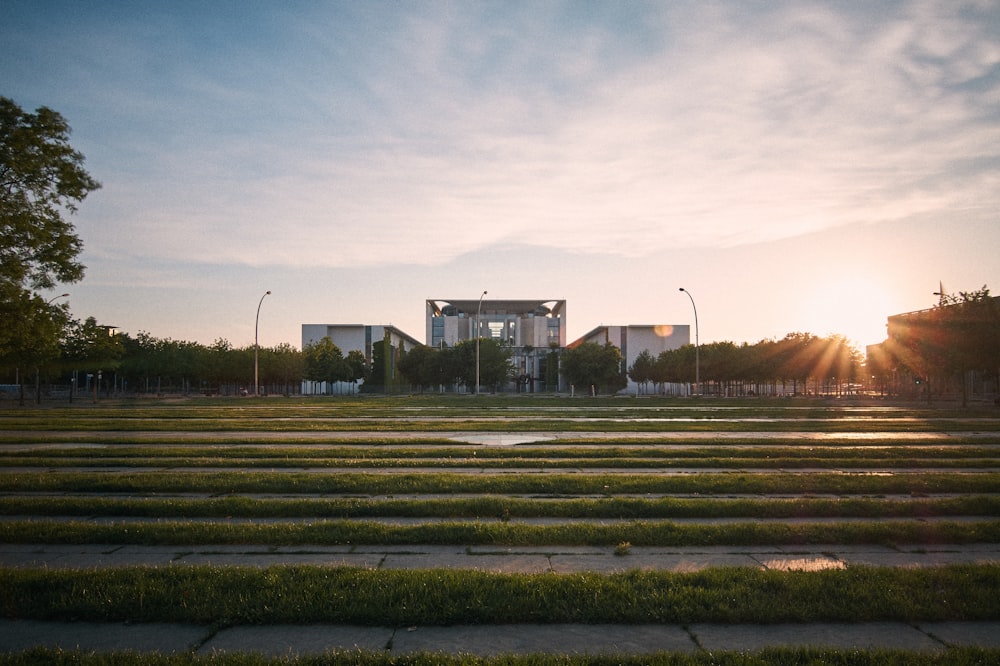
(254, 290), (271, 397)
(34, 294), (70, 405)
(475, 290), (487, 395)
(679, 287), (699, 397)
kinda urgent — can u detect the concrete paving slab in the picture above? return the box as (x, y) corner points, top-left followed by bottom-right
(0, 544), (172, 569)
(177, 552), (382, 567)
(272, 545), (355, 554)
(450, 433), (554, 446)
(692, 622), (943, 651)
(0, 553), (64, 568)
(468, 545), (604, 556)
(200, 624), (393, 657)
(4, 543), (999, 572)
(781, 544), (897, 555)
(918, 622), (1000, 648)
(0, 619), (207, 653)
(899, 545), (1000, 562)
(3, 620), (998, 655)
(381, 552), (551, 573)
(48, 552), (177, 567)
(356, 544), (468, 555)
(0, 543), (115, 554)
(391, 624), (697, 656)
(839, 551), (999, 567)
(114, 544), (192, 555)
(549, 552), (760, 573)
(660, 545), (785, 555)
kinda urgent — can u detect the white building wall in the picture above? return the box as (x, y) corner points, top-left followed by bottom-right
(300, 324), (422, 395)
(575, 324), (691, 395)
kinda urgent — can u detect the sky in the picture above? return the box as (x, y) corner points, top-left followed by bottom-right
(3, 1), (999, 353)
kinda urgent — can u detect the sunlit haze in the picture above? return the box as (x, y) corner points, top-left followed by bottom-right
(3, 2), (998, 352)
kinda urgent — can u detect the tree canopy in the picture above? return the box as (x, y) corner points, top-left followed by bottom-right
(873, 286), (1000, 402)
(397, 338), (513, 392)
(627, 334), (862, 397)
(560, 342), (626, 394)
(1, 97), (99, 375)
(1, 97), (100, 291)
(303, 337), (351, 385)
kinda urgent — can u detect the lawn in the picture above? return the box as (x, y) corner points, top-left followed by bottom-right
(1, 396), (998, 663)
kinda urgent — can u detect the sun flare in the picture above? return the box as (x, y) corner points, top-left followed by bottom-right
(797, 275), (897, 349)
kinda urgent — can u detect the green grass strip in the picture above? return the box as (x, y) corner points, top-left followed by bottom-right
(2, 518), (997, 546)
(3, 417), (998, 432)
(2, 471), (998, 495)
(2, 564), (998, 625)
(5, 443), (1000, 457)
(3, 495), (998, 520)
(4, 454), (998, 469)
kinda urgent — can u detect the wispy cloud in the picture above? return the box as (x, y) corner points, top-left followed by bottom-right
(39, 1), (999, 272)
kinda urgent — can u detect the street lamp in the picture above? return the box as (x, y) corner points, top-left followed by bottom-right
(475, 290), (487, 395)
(254, 290), (271, 397)
(679, 287), (699, 397)
(35, 294), (70, 404)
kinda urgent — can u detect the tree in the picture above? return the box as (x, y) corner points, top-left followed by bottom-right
(262, 343), (306, 395)
(561, 342), (626, 395)
(450, 338), (513, 391)
(475, 338), (514, 391)
(345, 350), (368, 385)
(398, 345), (445, 391)
(886, 286), (1000, 404)
(303, 337), (348, 390)
(60, 317), (125, 399)
(1, 97), (100, 291)
(628, 350), (655, 394)
(1, 97), (100, 381)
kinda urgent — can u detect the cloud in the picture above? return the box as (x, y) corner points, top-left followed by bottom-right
(64, 1), (1000, 272)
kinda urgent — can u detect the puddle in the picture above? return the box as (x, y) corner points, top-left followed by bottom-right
(449, 434), (554, 446)
(760, 557), (846, 571)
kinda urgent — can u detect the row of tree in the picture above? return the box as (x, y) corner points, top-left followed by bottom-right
(393, 331), (865, 398)
(628, 333), (861, 396)
(22, 321), (308, 397)
(23, 298), (992, 400)
(396, 339), (513, 392)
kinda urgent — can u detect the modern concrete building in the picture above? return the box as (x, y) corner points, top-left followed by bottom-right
(425, 299), (567, 392)
(303, 304), (688, 395)
(300, 324), (422, 394)
(426, 299), (566, 348)
(570, 324), (691, 394)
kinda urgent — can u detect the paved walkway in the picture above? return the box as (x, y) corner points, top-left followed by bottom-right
(6, 430), (1000, 445)
(2, 619), (999, 656)
(3, 542), (999, 572)
(4, 426), (998, 657)
(4, 543), (998, 656)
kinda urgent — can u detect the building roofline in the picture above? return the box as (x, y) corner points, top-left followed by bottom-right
(426, 299), (566, 317)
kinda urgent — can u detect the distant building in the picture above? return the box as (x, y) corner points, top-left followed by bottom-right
(303, 303), (688, 395)
(426, 299), (567, 391)
(867, 295), (1000, 400)
(570, 324), (690, 394)
(300, 324), (422, 394)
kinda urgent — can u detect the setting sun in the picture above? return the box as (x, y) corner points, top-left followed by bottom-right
(795, 275), (898, 350)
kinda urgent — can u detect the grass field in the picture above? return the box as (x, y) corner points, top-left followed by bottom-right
(1, 395), (999, 664)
